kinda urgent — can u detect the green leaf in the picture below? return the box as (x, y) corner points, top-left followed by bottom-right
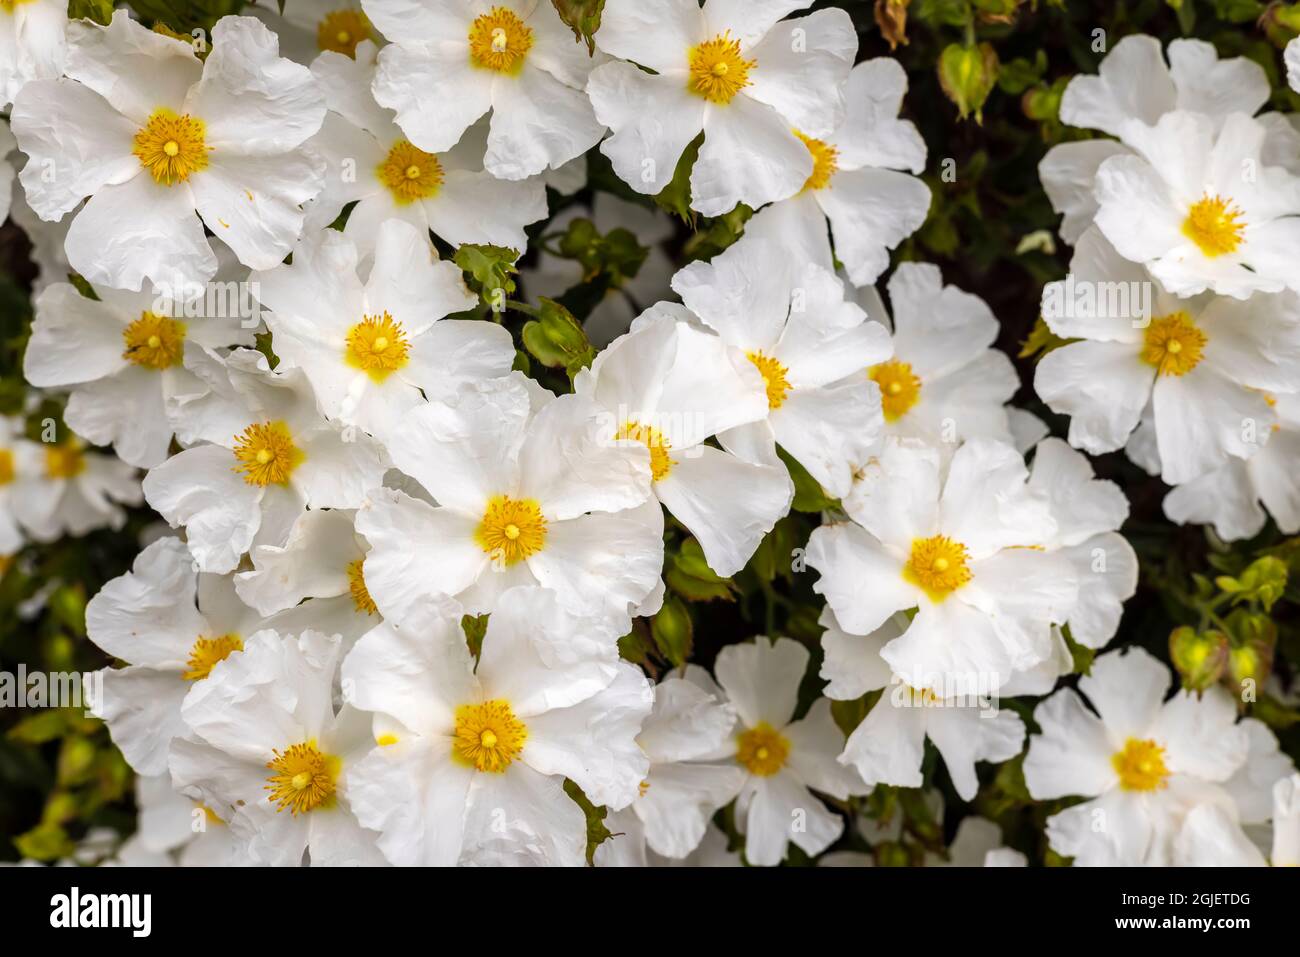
(776, 446), (839, 513)
(14, 822), (75, 862)
(67, 0), (115, 24)
(562, 778), (612, 864)
(650, 596), (693, 668)
(550, 0), (604, 54)
(664, 537), (739, 601)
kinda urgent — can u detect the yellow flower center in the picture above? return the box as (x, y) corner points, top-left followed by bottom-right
(903, 535), (972, 601)
(1182, 193), (1245, 258)
(182, 633), (243, 681)
(346, 558), (377, 615)
(133, 108), (210, 186)
(122, 311), (186, 370)
(615, 420), (675, 481)
(452, 699), (527, 772)
(736, 722), (790, 777)
(377, 140), (444, 205)
(231, 421), (304, 487)
(1, 0), (35, 13)
(688, 32), (755, 104)
(0, 448), (14, 485)
(265, 741), (340, 815)
(345, 311), (411, 382)
(45, 440), (85, 480)
(317, 8), (372, 56)
(467, 6), (533, 74)
(1112, 737), (1170, 792)
(794, 131), (839, 191)
(475, 494), (547, 566)
(1140, 311), (1206, 377)
(747, 351), (791, 410)
(869, 360), (922, 422)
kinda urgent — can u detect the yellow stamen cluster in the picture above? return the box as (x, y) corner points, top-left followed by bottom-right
(467, 7), (533, 74)
(869, 360), (922, 422)
(45, 440), (85, 480)
(903, 534), (972, 601)
(231, 421), (304, 487)
(346, 558), (377, 615)
(452, 699), (527, 772)
(0, 449), (14, 485)
(182, 634), (243, 681)
(377, 140), (444, 205)
(1112, 737), (1170, 792)
(747, 351), (791, 410)
(265, 741), (339, 815)
(736, 722), (790, 777)
(615, 420), (675, 481)
(345, 311), (411, 382)
(1140, 312), (1206, 377)
(687, 32), (755, 104)
(133, 108), (210, 186)
(317, 8), (372, 57)
(122, 311), (187, 369)
(795, 131), (839, 191)
(1182, 193), (1245, 258)
(475, 495), (547, 565)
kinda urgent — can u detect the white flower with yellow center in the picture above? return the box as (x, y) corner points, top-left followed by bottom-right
(589, 0), (855, 216)
(7, 430), (142, 543)
(234, 508), (380, 648)
(594, 667), (745, 866)
(249, 0), (380, 64)
(342, 585), (653, 866)
(672, 243), (892, 499)
(808, 438), (1077, 690)
(357, 373), (662, 626)
(1164, 392), (1300, 541)
(0, 416), (30, 557)
(363, 0), (606, 180)
(744, 58), (930, 287)
(574, 309), (792, 576)
(169, 629), (386, 866)
(142, 348), (388, 573)
(1093, 110), (1300, 299)
(819, 609), (1025, 802)
(86, 537), (269, 776)
(1039, 35), (1280, 245)
(1036, 226), (1300, 485)
(1176, 772), (1300, 867)
(1024, 646), (1251, 867)
(304, 42), (548, 252)
(10, 13), (325, 292)
(704, 637), (865, 867)
(23, 264), (257, 468)
(130, 774), (248, 867)
(253, 219), (511, 441)
(0, 0), (65, 108)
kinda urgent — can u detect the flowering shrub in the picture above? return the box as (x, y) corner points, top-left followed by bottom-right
(2, 0), (1300, 868)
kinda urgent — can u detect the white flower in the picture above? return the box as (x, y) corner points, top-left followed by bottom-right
(928, 817), (1026, 867)
(24, 269), (257, 468)
(0, 118), (15, 225)
(589, 0), (856, 216)
(574, 309), (791, 576)
(712, 637), (863, 866)
(1093, 110), (1300, 299)
(11, 13), (325, 291)
(7, 188), (71, 294)
(363, 0), (606, 180)
(169, 628), (387, 866)
(0, 416), (28, 556)
(1024, 646), (1250, 866)
(131, 774), (247, 867)
(1164, 393), (1300, 540)
(342, 585), (653, 866)
(594, 666), (744, 865)
(1039, 35), (1278, 244)
(672, 240), (892, 498)
(819, 610), (1025, 801)
(86, 537), (267, 775)
(8, 432), (142, 543)
(305, 42), (548, 251)
(248, 0), (380, 64)
(808, 438), (1075, 689)
(742, 58), (930, 287)
(1289, 38), (1300, 94)
(234, 507), (380, 647)
(253, 219), (512, 441)
(844, 262), (1019, 451)
(1036, 226), (1300, 484)
(142, 348), (388, 573)
(0, 0), (66, 109)
(356, 373), (662, 625)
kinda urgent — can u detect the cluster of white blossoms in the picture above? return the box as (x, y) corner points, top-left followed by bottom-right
(1, 2), (1298, 868)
